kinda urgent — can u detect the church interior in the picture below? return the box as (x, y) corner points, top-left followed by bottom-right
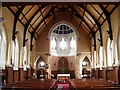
(0, 1), (120, 89)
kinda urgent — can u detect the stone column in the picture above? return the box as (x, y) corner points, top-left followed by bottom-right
(19, 48), (23, 68)
(93, 51), (97, 68)
(75, 55), (80, 79)
(76, 54), (81, 79)
(46, 53), (51, 79)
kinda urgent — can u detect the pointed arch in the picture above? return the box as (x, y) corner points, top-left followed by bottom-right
(82, 56), (91, 63)
(34, 56), (46, 69)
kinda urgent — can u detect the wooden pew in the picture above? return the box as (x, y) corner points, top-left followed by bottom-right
(2, 79), (56, 90)
(70, 78), (120, 90)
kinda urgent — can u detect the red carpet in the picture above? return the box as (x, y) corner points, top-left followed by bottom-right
(57, 84), (70, 90)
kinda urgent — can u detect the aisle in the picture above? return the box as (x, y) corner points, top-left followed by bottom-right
(57, 84), (70, 90)
(56, 80), (72, 90)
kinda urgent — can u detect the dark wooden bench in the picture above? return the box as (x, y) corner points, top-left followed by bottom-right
(2, 79), (56, 90)
(70, 78), (120, 90)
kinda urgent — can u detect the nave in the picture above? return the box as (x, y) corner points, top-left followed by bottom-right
(1, 0), (120, 90)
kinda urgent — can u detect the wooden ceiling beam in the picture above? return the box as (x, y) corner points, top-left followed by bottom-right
(67, 5), (94, 34)
(20, 5), (34, 20)
(79, 5), (87, 26)
(8, 6), (25, 41)
(66, 5), (96, 50)
(31, 6), (56, 37)
(28, 5), (49, 30)
(79, 4), (103, 46)
(16, 6), (35, 30)
(91, 5), (104, 20)
(76, 5), (96, 28)
(52, 5), (56, 21)
(109, 5), (119, 15)
(2, 2), (119, 7)
(30, 6), (56, 51)
(38, 5), (47, 27)
(7, 7), (25, 27)
(23, 5), (46, 47)
(99, 5), (113, 40)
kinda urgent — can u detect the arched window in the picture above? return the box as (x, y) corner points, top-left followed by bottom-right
(51, 37), (56, 50)
(12, 38), (19, 70)
(70, 37), (75, 50)
(82, 56), (91, 76)
(99, 46), (104, 67)
(107, 38), (113, 66)
(60, 38), (66, 50)
(93, 51), (97, 68)
(39, 61), (46, 67)
(12, 41), (15, 64)
(50, 24), (77, 56)
(0, 28), (7, 69)
(23, 46), (27, 70)
(82, 61), (87, 66)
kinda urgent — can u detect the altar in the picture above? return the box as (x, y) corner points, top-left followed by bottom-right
(57, 74), (70, 80)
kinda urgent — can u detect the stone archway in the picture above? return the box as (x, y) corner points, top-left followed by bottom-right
(82, 56), (91, 78)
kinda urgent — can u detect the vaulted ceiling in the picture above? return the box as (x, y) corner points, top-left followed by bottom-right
(2, 2), (119, 50)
